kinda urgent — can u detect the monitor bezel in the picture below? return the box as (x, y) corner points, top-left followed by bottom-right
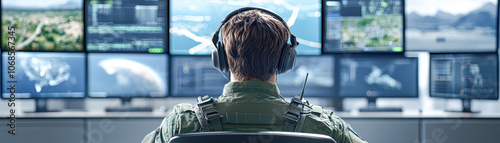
(1, 0), (85, 52)
(428, 52), (499, 100)
(84, 0), (169, 53)
(168, 0), (323, 56)
(86, 53), (170, 98)
(277, 55), (338, 98)
(321, 0), (406, 54)
(336, 53), (419, 98)
(0, 51), (87, 99)
(169, 55), (227, 97)
(404, 1), (499, 54)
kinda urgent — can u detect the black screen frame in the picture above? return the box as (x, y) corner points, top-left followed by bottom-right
(322, 0), (406, 54)
(429, 52), (499, 100)
(336, 53), (419, 98)
(404, 1), (499, 54)
(0, 51), (87, 99)
(86, 52), (170, 98)
(84, 0), (169, 54)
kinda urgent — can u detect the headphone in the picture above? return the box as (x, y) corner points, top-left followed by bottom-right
(211, 7), (299, 74)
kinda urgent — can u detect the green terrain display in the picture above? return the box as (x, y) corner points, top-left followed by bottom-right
(342, 14), (402, 51)
(1, 10), (83, 51)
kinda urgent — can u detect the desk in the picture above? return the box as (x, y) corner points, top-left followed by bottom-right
(1, 111), (499, 143)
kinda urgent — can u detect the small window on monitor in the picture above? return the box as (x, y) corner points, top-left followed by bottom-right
(430, 53), (498, 99)
(1, 0), (84, 52)
(277, 55), (335, 97)
(88, 53), (168, 97)
(2, 52), (86, 98)
(324, 0), (404, 53)
(406, 0), (498, 52)
(169, 0), (321, 55)
(339, 55), (418, 97)
(170, 56), (228, 96)
(86, 0), (167, 53)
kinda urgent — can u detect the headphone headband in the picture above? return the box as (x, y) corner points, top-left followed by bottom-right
(212, 7), (298, 48)
(211, 7), (298, 75)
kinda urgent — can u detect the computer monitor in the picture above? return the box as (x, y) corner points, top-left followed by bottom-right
(169, 0), (321, 55)
(430, 53), (498, 112)
(323, 0), (404, 53)
(406, 0), (497, 53)
(338, 55), (418, 111)
(1, 52), (86, 112)
(277, 55), (335, 97)
(170, 56), (228, 97)
(86, 0), (167, 53)
(1, 0), (84, 51)
(88, 53), (168, 100)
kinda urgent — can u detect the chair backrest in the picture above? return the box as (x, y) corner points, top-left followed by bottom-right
(169, 131), (337, 143)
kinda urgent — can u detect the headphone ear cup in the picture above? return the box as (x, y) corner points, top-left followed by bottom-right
(212, 47), (221, 71)
(276, 44), (297, 74)
(212, 41), (229, 73)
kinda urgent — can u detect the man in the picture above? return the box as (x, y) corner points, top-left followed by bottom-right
(142, 8), (367, 143)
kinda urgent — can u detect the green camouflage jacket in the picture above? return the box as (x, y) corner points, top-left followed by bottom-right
(142, 80), (367, 143)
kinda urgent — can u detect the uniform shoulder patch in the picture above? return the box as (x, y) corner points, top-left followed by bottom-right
(173, 103), (194, 113)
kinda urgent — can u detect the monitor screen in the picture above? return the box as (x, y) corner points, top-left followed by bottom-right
(1, 52), (85, 98)
(1, 0), (84, 52)
(277, 56), (335, 97)
(169, 0), (321, 55)
(339, 55), (418, 97)
(170, 56), (228, 96)
(88, 53), (168, 97)
(86, 0), (167, 53)
(406, 0), (497, 52)
(430, 54), (498, 99)
(324, 0), (403, 53)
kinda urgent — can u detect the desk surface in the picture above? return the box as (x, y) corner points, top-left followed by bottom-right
(2, 111), (500, 119)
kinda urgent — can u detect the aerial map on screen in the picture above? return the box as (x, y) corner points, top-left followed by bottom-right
(1, 0), (83, 51)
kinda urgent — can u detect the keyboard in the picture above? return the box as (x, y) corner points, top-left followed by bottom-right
(105, 106), (154, 112)
(359, 107), (402, 112)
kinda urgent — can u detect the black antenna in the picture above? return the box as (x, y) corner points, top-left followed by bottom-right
(299, 73), (309, 101)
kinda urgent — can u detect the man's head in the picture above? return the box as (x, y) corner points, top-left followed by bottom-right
(221, 9), (290, 82)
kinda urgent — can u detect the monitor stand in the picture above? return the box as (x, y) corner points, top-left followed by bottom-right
(25, 99), (60, 112)
(332, 98), (345, 112)
(445, 99), (478, 113)
(359, 98), (403, 112)
(105, 98), (153, 112)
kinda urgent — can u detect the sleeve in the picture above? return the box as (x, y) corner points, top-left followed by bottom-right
(141, 103), (200, 143)
(326, 110), (368, 143)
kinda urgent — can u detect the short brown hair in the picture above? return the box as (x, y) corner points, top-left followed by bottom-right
(221, 9), (289, 81)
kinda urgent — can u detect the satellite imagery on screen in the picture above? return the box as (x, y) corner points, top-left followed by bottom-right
(88, 54), (168, 97)
(1, 0), (83, 51)
(170, 0), (321, 55)
(324, 0), (403, 53)
(2, 52), (86, 98)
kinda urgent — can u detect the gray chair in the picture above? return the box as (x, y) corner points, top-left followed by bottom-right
(169, 131), (337, 143)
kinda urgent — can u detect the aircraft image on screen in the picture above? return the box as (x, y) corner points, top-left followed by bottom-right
(1, 0), (83, 51)
(170, 0), (321, 55)
(339, 56), (418, 97)
(406, 0), (497, 52)
(364, 66), (402, 90)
